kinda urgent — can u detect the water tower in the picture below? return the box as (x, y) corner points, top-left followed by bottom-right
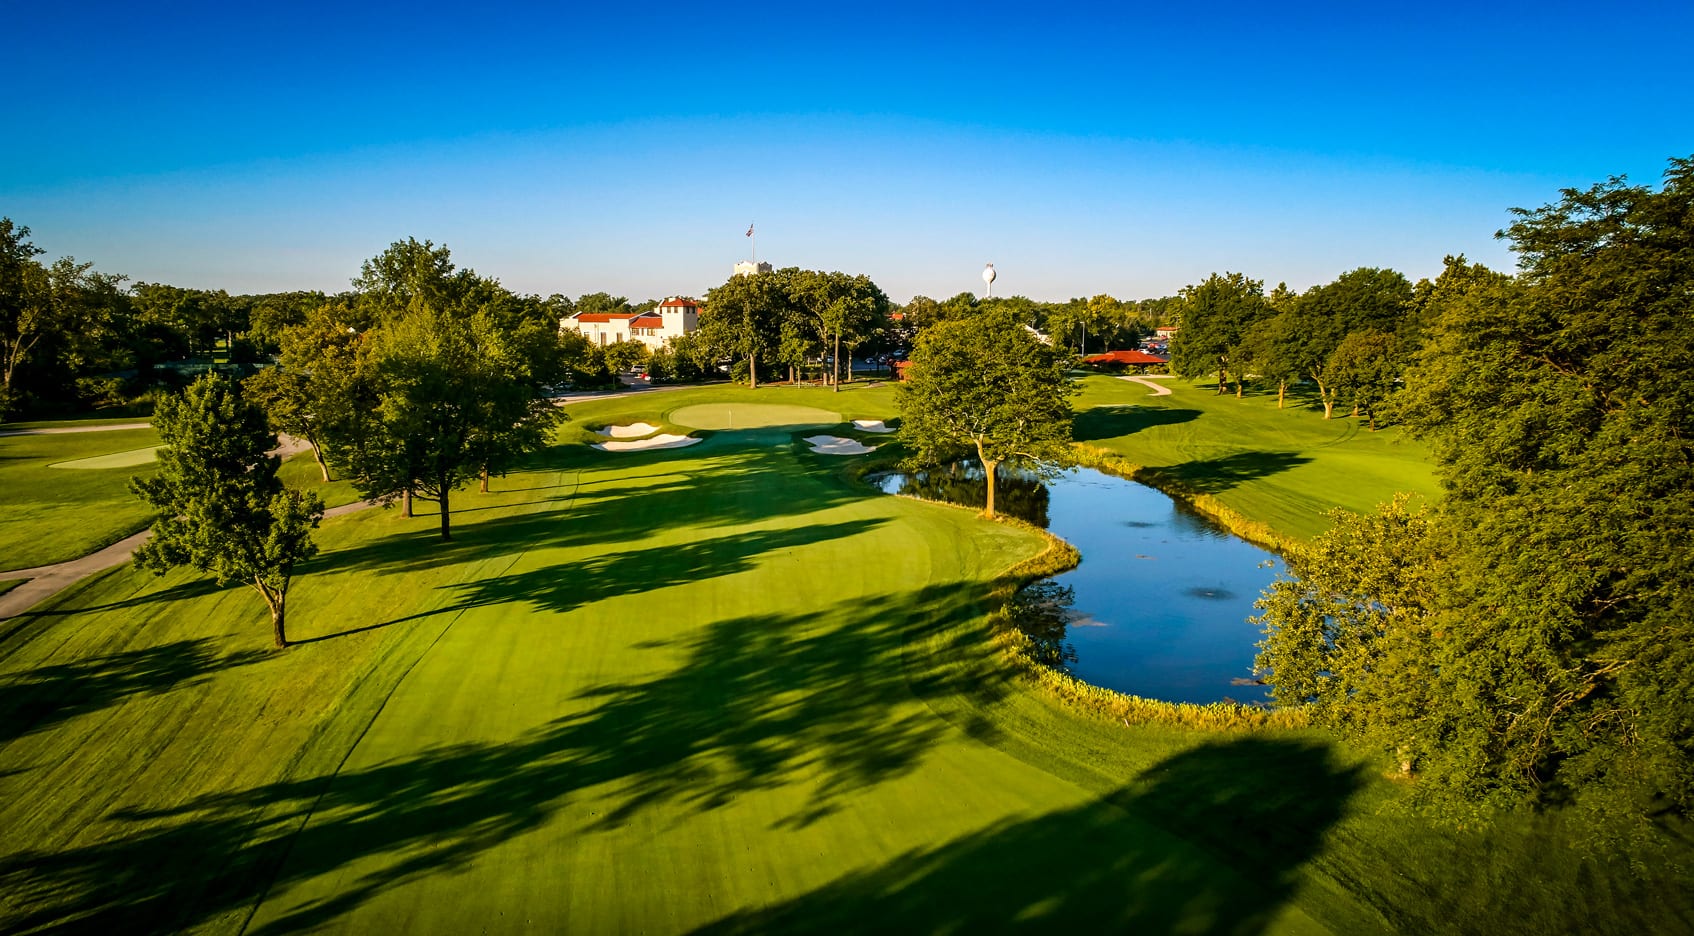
(982, 263), (996, 298)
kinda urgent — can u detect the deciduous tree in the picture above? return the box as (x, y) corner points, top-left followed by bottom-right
(1170, 272), (1269, 396)
(1257, 158), (1694, 835)
(131, 373), (323, 648)
(896, 308), (1076, 518)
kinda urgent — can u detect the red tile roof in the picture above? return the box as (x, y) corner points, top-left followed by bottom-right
(1083, 349), (1169, 366)
(659, 298), (698, 308)
(629, 316), (663, 329)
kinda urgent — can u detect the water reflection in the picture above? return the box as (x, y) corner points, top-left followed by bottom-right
(873, 460), (1050, 528)
(876, 463), (1280, 704)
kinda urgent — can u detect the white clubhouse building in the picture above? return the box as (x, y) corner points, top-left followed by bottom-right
(563, 297), (700, 350)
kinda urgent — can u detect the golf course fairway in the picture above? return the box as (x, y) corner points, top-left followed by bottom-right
(1, 386), (1686, 933)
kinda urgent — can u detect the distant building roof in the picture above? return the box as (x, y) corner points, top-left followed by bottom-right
(629, 315), (663, 329)
(1083, 349), (1169, 366)
(574, 312), (639, 323)
(659, 297), (698, 308)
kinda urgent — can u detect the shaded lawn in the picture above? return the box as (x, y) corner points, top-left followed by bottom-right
(1071, 376), (1442, 541)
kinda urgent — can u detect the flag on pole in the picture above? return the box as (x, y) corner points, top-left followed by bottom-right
(746, 223), (754, 237)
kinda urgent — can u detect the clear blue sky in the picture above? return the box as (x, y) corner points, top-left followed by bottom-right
(4, 0), (1690, 303)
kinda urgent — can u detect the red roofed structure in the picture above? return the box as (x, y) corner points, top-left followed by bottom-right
(563, 297), (700, 349)
(1082, 349), (1169, 368)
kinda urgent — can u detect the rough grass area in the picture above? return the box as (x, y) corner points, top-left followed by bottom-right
(1071, 376), (1443, 541)
(0, 427), (162, 570)
(1, 383), (1688, 933)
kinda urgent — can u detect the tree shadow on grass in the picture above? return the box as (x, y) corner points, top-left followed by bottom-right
(0, 639), (266, 744)
(0, 583), (1007, 934)
(309, 447), (869, 582)
(1149, 451), (1313, 495)
(696, 737), (1366, 934)
(298, 518), (885, 642)
(17, 576), (230, 618)
(1072, 405), (1200, 442)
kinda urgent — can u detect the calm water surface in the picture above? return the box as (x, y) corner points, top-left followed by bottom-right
(878, 465), (1280, 704)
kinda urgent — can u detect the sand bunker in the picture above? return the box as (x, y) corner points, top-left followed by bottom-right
(803, 435), (876, 456)
(49, 446), (162, 469)
(851, 419), (896, 433)
(594, 433), (701, 452)
(596, 422), (660, 439)
(670, 403), (839, 431)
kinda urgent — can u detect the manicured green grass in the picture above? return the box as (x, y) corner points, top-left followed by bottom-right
(1072, 375), (1443, 541)
(274, 449), (366, 509)
(49, 446), (162, 470)
(0, 579), (21, 598)
(0, 427), (162, 570)
(1, 383), (1687, 933)
(0, 430), (353, 571)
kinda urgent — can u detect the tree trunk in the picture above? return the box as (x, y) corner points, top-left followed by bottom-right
(832, 331), (842, 393)
(749, 350), (758, 389)
(258, 577), (288, 648)
(1277, 381), (1286, 409)
(982, 457), (999, 518)
(439, 472), (452, 540)
(307, 432), (332, 482)
(1312, 373), (1335, 419)
(402, 486), (413, 518)
(480, 466), (489, 493)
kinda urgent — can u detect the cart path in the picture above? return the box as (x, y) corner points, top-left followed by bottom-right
(0, 434), (357, 619)
(1117, 374), (1174, 396)
(0, 422), (153, 437)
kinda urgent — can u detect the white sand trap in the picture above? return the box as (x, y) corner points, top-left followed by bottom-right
(803, 435), (876, 456)
(596, 422), (661, 438)
(594, 433), (701, 452)
(851, 419), (896, 433)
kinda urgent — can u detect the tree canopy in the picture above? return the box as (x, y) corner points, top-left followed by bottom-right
(1169, 272), (1268, 396)
(1255, 157), (1694, 835)
(131, 373), (324, 648)
(896, 307), (1076, 518)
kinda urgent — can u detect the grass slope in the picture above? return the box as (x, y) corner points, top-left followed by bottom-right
(0, 384), (1687, 933)
(0, 427), (162, 570)
(1072, 375), (1442, 541)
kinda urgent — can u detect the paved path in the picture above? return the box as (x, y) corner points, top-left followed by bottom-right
(1117, 374), (1174, 396)
(0, 422), (153, 437)
(0, 497), (378, 620)
(0, 430), (359, 620)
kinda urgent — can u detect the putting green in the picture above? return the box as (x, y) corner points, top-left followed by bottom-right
(47, 446), (162, 469)
(669, 402), (840, 431)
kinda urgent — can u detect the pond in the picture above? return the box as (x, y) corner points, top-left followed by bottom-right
(874, 463), (1280, 705)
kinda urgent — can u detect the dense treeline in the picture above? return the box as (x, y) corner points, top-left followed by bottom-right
(250, 239), (578, 539)
(0, 222), (634, 421)
(1167, 266), (1422, 423)
(1254, 157), (1694, 838)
